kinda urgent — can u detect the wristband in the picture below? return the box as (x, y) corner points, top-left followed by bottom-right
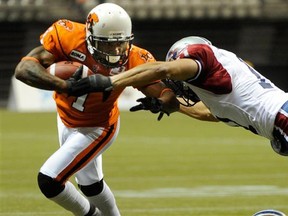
(21, 56), (40, 63)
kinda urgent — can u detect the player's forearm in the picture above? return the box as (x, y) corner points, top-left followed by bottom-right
(161, 91), (180, 114)
(111, 62), (167, 89)
(15, 60), (67, 92)
(179, 102), (219, 122)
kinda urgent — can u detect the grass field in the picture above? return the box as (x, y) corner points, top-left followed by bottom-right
(1, 109), (288, 216)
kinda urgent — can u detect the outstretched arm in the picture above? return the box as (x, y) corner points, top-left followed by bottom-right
(111, 59), (199, 90)
(68, 58), (199, 96)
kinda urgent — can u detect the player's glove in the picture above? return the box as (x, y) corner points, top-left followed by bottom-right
(130, 97), (169, 121)
(65, 65), (84, 92)
(67, 73), (113, 101)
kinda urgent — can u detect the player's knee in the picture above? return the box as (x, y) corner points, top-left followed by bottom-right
(78, 179), (104, 196)
(37, 172), (65, 198)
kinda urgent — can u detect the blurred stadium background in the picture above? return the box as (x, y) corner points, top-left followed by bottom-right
(1, 1), (288, 216)
(0, 0), (288, 108)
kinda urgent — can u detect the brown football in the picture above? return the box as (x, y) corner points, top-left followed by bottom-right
(46, 61), (93, 80)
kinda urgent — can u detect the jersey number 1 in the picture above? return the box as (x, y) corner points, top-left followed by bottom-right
(72, 94), (88, 111)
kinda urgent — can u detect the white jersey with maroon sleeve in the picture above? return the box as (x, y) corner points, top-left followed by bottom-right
(179, 44), (288, 140)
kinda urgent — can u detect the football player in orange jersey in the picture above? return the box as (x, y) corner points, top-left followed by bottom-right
(14, 3), (179, 216)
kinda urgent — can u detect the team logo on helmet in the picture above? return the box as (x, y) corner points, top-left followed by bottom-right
(167, 49), (181, 61)
(86, 13), (99, 32)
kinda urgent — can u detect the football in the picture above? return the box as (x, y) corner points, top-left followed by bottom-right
(46, 61), (93, 80)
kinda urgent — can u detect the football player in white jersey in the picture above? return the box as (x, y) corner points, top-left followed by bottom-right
(69, 36), (288, 156)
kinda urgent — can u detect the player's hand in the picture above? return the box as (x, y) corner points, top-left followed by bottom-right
(65, 65), (84, 92)
(68, 74), (113, 100)
(130, 97), (169, 121)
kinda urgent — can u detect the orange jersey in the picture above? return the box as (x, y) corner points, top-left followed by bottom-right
(40, 19), (156, 128)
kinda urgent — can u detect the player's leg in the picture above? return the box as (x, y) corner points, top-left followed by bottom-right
(271, 101), (288, 156)
(77, 156), (120, 216)
(37, 116), (114, 215)
(76, 119), (121, 216)
(37, 173), (97, 216)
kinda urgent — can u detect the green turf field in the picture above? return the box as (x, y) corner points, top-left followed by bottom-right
(1, 109), (288, 216)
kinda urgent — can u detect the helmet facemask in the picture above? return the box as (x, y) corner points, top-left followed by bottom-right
(87, 33), (134, 68)
(162, 78), (200, 107)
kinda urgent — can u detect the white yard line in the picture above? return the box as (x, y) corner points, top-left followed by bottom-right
(114, 185), (288, 198)
(1, 185), (287, 215)
(1, 185), (287, 199)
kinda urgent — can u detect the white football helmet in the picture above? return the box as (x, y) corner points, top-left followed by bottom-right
(253, 209), (287, 216)
(165, 36), (212, 62)
(86, 3), (134, 67)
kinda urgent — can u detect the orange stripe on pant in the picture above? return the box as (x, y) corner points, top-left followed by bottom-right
(55, 122), (117, 184)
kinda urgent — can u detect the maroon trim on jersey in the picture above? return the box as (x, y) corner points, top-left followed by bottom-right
(180, 44), (232, 95)
(275, 112), (288, 135)
(272, 101), (288, 155)
(275, 101), (288, 136)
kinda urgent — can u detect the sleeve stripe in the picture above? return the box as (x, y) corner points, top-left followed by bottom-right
(187, 59), (202, 82)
